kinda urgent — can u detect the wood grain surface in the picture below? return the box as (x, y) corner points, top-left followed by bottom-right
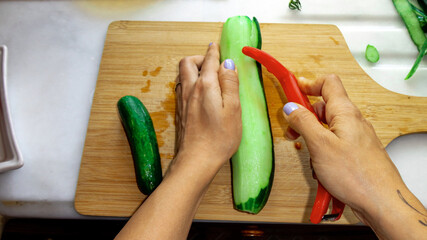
(75, 21), (427, 224)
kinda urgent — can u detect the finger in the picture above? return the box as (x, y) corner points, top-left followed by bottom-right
(286, 100), (325, 140)
(286, 101), (325, 140)
(175, 76), (183, 117)
(200, 43), (221, 89)
(174, 109), (182, 154)
(178, 55), (204, 124)
(297, 75), (350, 104)
(175, 74), (182, 96)
(174, 75), (184, 153)
(218, 59), (240, 109)
(282, 102), (335, 147)
(285, 127), (300, 140)
(312, 101), (327, 124)
(298, 75), (357, 126)
(179, 55), (204, 100)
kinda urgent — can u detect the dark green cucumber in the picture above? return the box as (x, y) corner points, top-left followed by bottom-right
(117, 95), (162, 195)
(220, 16), (274, 214)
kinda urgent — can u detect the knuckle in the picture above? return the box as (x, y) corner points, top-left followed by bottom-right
(179, 56), (192, 68)
(220, 72), (239, 92)
(335, 101), (361, 119)
(220, 69), (237, 80)
(222, 78), (238, 91)
(325, 73), (341, 82)
(347, 104), (363, 118)
(362, 117), (375, 130)
(291, 110), (312, 125)
(317, 132), (332, 147)
(200, 77), (215, 89)
(194, 80), (204, 92)
(231, 99), (241, 112)
(181, 90), (190, 101)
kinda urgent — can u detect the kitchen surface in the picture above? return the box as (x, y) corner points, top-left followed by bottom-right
(0, 0), (426, 224)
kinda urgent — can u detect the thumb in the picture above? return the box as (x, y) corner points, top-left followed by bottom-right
(282, 102), (331, 147)
(219, 59), (239, 107)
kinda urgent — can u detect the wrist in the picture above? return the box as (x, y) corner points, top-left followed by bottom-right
(355, 185), (427, 239)
(165, 149), (225, 188)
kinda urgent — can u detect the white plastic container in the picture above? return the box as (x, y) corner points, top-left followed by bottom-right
(0, 45), (23, 172)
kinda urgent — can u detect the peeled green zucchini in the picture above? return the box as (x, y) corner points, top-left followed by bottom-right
(220, 16), (274, 214)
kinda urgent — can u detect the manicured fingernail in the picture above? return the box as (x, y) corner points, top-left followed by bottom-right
(224, 59), (235, 70)
(283, 102), (299, 115)
(209, 42), (213, 46)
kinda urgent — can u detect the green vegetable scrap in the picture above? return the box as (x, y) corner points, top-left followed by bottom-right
(406, 39), (427, 79)
(393, 0), (426, 51)
(393, 0), (427, 79)
(410, 2), (427, 31)
(365, 44), (380, 63)
(393, 0), (426, 50)
(289, 0), (301, 11)
(418, 0), (427, 12)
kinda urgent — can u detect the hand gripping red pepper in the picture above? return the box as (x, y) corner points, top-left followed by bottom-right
(241, 46), (345, 224)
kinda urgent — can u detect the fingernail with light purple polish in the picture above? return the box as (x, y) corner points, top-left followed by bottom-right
(283, 102), (299, 115)
(224, 59), (235, 70)
(209, 42), (213, 46)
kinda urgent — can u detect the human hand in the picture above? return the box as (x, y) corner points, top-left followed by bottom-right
(281, 75), (426, 228)
(115, 44), (241, 240)
(173, 43), (242, 174)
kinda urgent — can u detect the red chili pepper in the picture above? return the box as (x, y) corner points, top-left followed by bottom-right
(242, 46), (345, 224)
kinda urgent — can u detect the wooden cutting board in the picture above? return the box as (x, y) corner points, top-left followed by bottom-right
(75, 21), (427, 224)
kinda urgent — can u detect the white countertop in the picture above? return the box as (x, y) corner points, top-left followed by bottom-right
(0, 0), (426, 219)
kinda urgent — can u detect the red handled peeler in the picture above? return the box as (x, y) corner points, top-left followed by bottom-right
(242, 46), (345, 224)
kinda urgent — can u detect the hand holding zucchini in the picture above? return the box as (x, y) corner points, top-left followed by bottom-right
(117, 95), (162, 195)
